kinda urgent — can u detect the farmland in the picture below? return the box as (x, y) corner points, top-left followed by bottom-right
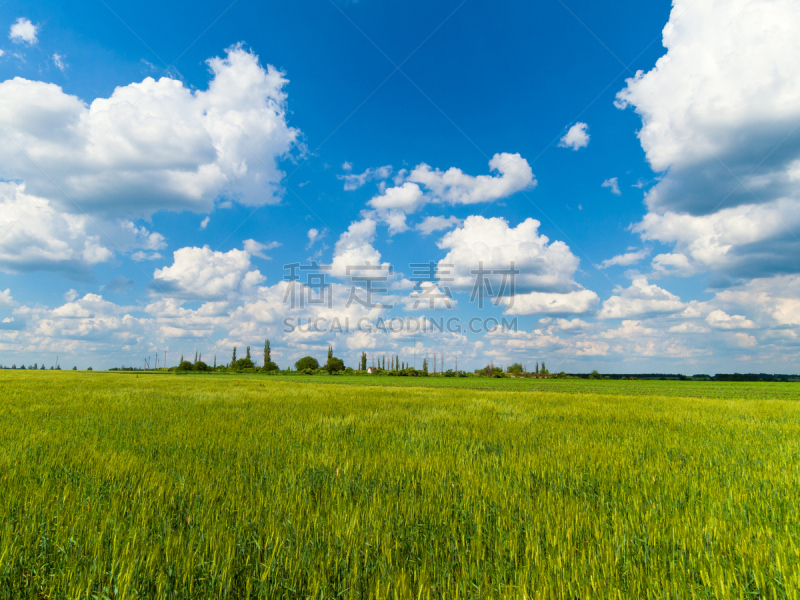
(0, 371), (798, 598)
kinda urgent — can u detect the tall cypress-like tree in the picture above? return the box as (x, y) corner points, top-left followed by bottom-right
(246, 346), (251, 361)
(194, 351), (198, 363)
(328, 346), (333, 360)
(264, 339), (271, 365)
(213, 355), (216, 369)
(232, 347), (237, 365)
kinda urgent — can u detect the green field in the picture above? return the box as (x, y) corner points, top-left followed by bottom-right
(0, 372), (798, 598)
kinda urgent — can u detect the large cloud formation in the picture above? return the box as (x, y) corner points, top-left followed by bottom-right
(0, 44), (300, 218)
(0, 44), (300, 276)
(368, 153), (535, 233)
(616, 0), (800, 279)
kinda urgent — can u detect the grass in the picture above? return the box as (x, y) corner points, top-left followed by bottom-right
(0, 371), (798, 598)
(175, 371), (800, 401)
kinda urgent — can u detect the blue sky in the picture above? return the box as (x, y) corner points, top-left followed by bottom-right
(1, 0), (799, 373)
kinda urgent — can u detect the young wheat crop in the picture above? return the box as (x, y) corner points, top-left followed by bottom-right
(0, 371), (797, 598)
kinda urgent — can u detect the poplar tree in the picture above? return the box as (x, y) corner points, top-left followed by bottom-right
(231, 347), (237, 365)
(246, 346), (251, 361)
(264, 340), (271, 365)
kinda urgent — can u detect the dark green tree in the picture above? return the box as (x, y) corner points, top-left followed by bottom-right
(360, 352), (367, 371)
(261, 339), (278, 372)
(327, 345), (333, 360)
(295, 356), (319, 371)
(541, 361), (547, 375)
(246, 346), (251, 361)
(231, 347), (237, 365)
(194, 351), (198, 363)
(324, 356), (345, 373)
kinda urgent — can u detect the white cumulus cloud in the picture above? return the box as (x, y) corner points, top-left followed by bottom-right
(9, 18), (37, 45)
(0, 44), (301, 219)
(617, 0), (800, 279)
(149, 246), (265, 300)
(415, 215), (461, 236)
(599, 278), (685, 319)
(559, 122), (590, 150)
(367, 154), (535, 229)
(436, 216), (583, 294)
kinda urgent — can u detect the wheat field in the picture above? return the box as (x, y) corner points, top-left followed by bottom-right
(0, 371), (798, 598)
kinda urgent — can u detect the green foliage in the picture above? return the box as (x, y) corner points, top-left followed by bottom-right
(0, 371), (798, 598)
(176, 360), (194, 372)
(589, 369), (602, 380)
(231, 357), (255, 371)
(477, 365), (505, 378)
(295, 356), (320, 371)
(506, 362), (524, 373)
(193, 360), (210, 372)
(261, 360), (279, 373)
(323, 356), (345, 374)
